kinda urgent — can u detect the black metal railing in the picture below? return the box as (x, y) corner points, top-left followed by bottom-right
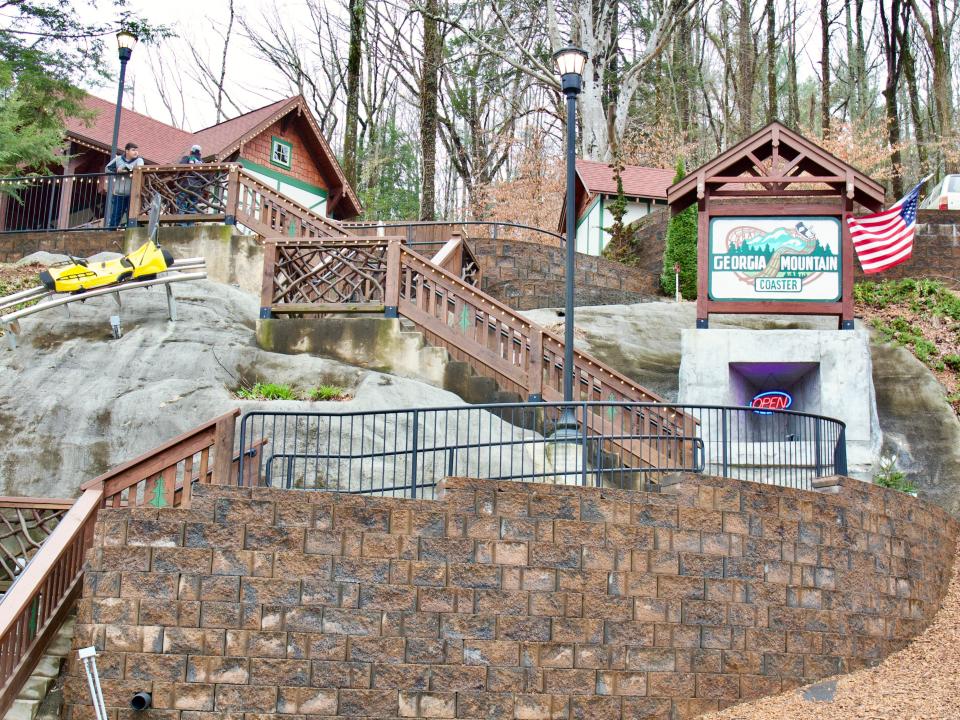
(237, 402), (846, 498)
(0, 173), (113, 233)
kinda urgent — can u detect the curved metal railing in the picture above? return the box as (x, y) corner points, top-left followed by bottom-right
(340, 219), (565, 248)
(237, 401), (847, 498)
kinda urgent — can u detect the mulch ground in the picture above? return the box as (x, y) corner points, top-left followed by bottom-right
(704, 544), (960, 719)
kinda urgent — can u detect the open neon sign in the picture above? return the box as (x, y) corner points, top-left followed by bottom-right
(751, 390), (793, 414)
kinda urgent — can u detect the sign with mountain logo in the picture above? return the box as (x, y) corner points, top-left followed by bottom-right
(708, 217), (841, 302)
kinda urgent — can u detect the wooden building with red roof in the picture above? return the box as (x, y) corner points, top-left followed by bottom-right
(559, 159), (674, 256)
(62, 93), (361, 220)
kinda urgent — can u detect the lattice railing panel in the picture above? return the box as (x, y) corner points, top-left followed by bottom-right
(272, 242), (389, 306)
(135, 166), (232, 220)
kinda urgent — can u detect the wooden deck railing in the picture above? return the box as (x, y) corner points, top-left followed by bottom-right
(0, 409), (242, 717)
(128, 164), (348, 240)
(79, 409), (239, 508)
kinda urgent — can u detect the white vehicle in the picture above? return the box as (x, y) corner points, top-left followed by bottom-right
(921, 174), (960, 210)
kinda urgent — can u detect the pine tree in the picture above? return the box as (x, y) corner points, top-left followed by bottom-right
(660, 159), (698, 299)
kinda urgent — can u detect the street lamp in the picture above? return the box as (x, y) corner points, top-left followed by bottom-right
(553, 42), (588, 437)
(105, 29), (138, 227)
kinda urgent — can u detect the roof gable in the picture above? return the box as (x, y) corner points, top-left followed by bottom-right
(191, 98), (293, 158)
(667, 121), (886, 212)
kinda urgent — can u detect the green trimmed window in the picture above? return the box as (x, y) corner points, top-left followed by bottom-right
(271, 136), (293, 169)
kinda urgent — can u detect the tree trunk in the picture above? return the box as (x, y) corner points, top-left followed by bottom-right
(854, 0), (867, 119)
(766, 0), (777, 123)
(419, 0), (441, 220)
(342, 0), (364, 189)
(879, 0), (904, 197)
(900, 27), (928, 173)
(787, 0), (800, 126)
(820, 0), (831, 134)
(736, 0), (756, 137)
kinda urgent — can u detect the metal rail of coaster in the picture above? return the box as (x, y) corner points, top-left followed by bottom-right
(237, 402), (847, 498)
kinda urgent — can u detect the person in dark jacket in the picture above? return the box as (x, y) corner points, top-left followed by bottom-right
(176, 144), (203, 223)
(105, 142), (143, 228)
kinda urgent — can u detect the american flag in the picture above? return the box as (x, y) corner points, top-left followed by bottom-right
(847, 177), (930, 274)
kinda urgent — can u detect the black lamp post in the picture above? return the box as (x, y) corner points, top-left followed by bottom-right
(553, 43), (588, 435)
(105, 29), (138, 227)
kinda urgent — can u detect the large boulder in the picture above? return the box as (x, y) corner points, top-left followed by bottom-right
(0, 280), (467, 497)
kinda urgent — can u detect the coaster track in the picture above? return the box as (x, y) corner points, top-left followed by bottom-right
(0, 258), (207, 348)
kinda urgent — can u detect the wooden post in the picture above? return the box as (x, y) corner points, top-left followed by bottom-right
(384, 239), (401, 318)
(695, 196), (709, 327)
(840, 195), (855, 329)
(225, 165), (240, 225)
(128, 167), (144, 225)
(55, 177), (74, 230)
(210, 412), (237, 486)
(528, 328), (544, 401)
(260, 241), (278, 318)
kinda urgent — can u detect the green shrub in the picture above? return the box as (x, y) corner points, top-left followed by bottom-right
(660, 159), (697, 299)
(873, 455), (917, 494)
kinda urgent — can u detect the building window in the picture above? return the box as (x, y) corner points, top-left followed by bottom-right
(271, 137), (293, 169)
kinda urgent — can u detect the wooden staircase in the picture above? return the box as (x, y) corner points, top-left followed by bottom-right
(127, 163), (697, 469)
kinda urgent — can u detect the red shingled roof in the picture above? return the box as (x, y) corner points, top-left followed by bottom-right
(575, 158), (674, 199)
(62, 92), (362, 218)
(64, 94), (195, 164)
(191, 97), (293, 158)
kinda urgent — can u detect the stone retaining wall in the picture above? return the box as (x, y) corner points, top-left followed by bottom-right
(0, 229), (124, 263)
(853, 210), (959, 286)
(472, 211), (668, 310)
(64, 474), (957, 720)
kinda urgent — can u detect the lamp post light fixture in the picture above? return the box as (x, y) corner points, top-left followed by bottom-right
(105, 29), (138, 228)
(553, 42), (588, 439)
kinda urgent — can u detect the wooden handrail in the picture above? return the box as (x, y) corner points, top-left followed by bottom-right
(0, 498), (73, 511)
(80, 409), (239, 507)
(0, 487), (101, 718)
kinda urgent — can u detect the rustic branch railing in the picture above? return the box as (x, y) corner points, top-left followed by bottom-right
(0, 500), (72, 589)
(128, 164), (347, 240)
(0, 409), (242, 717)
(129, 164), (234, 225)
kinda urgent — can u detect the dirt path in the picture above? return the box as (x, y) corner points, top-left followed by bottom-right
(704, 545), (960, 719)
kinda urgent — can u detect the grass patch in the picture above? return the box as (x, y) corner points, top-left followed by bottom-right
(855, 278), (959, 415)
(235, 382), (350, 402)
(308, 385), (348, 401)
(236, 382), (298, 401)
(873, 455), (917, 494)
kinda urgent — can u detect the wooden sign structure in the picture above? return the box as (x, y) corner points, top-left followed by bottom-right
(667, 122), (885, 329)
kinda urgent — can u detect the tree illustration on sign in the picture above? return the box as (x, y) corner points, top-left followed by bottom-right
(148, 475), (168, 507)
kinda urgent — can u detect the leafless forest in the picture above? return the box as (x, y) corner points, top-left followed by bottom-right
(147, 0), (960, 221)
